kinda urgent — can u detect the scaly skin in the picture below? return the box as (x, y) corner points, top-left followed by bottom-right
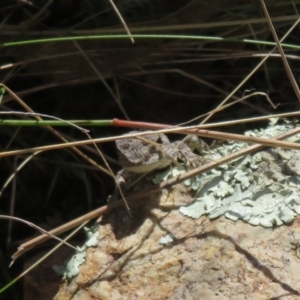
(116, 131), (205, 173)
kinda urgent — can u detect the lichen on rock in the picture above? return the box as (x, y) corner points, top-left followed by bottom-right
(179, 119), (300, 228)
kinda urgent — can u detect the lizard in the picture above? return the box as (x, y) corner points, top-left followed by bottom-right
(108, 131), (209, 205)
(116, 131), (207, 174)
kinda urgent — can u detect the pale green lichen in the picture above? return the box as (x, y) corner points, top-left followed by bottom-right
(153, 166), (190, 186)
(159, 233), (174, 245)
(52, 264), (67, 276)
(160, 119), (300, 228)
(63, 225), (100, 279)
(64, 250), (87, 280)
(84, 227), (100, 247)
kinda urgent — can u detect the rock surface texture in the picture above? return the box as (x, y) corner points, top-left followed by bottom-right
(54, 183), (300, 300)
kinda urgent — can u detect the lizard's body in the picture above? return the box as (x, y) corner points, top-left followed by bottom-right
(116, 131), (206, 173)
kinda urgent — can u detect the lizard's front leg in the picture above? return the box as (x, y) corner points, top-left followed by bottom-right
(173, 135), (207, 169)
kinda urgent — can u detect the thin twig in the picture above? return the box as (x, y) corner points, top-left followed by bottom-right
(259, 0), (300, 102)
(108, 0), (134, 43)
(200, 15), (300, 124)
